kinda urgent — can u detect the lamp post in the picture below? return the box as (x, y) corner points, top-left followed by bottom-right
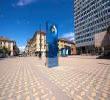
(39, 24), (42, 58)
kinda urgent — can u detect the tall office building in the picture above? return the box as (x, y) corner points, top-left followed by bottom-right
(74, 0), (110, 54)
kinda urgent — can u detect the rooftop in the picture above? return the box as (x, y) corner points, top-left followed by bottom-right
(0, 36), (14, 42)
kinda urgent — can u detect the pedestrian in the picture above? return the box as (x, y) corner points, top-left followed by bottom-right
(39, 52), (42, 58)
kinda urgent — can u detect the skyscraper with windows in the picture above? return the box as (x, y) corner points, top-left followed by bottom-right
(74, 0), (110, 54)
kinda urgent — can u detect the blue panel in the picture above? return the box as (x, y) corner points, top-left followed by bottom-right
(46, 22), (58, 67)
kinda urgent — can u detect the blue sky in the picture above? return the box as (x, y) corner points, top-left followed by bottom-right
(0, 0), (74, 48)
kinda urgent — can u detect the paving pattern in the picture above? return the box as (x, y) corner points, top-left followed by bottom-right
(0, 56), (110, 100)
(0, 58), (57, 100)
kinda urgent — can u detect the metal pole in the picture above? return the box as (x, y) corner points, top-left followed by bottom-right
(39, 24), (42, 58)
(45, 22), (48, 66)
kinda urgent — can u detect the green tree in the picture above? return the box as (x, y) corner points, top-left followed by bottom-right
(2, 46), (11, 55)
(0, 47), (3, 53)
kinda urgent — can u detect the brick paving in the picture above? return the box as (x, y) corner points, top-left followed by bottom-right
(0, 56), (110, 100)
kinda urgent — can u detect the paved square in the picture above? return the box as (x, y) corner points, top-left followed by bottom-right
(0, 56), (110, 100)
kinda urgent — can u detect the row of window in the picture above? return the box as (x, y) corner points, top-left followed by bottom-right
(75, 2), (110, 23)
(76, 20), (107, 31)
(76, 33), (93, 40)
(75, 26), (107, 37)
(0, 42), (12, 45)
(74, 0), (109, 15)
(75, 17), (109, 32)
(75, 9), (110, 27)
(76, 38), (94, 44)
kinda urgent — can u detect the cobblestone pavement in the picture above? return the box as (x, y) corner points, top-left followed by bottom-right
(0, 56), (110, 100)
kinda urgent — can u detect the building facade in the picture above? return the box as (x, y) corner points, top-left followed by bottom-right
(74, 0), (110, 54)
(58, 39), (77, 55)
(0, 37), (19, 56)
(26, 31), (76, 56)
(25, 31), (46, 56)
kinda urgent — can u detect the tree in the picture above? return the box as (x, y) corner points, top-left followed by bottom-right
(0, 47), (3, 53)
(2, 46), (11, 56)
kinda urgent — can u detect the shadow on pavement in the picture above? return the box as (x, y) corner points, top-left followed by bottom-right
(96, 55), (110, 60)
(0, 58), (5, 60)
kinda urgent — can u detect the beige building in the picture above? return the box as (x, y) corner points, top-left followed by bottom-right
(58, 39), (77, 55)
(26, 31), (46, 56)
(95, 26), (110, 54)
(0, 36), (18, 56)
(26, 31), (76, 56)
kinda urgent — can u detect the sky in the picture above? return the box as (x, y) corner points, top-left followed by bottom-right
(0, 0), (74, 49)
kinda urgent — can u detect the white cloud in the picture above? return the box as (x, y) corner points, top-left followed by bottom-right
(63, 32), (74, 37)
(17, 0), (36, 6)
(19, 46), (25, 52)
(60, 32), (75, 42)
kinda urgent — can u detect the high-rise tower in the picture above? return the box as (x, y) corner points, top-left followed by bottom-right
(74, 0), (110, 54)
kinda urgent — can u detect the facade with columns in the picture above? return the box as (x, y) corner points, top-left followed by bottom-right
(0, 37), (19, 56)
(25, 31), (46, 56)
